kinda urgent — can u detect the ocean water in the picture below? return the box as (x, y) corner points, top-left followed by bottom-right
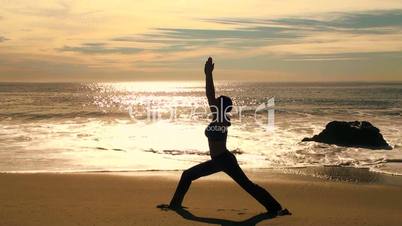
(0, 82), (401, 175)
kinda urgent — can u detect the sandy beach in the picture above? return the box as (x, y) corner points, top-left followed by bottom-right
(1, 170), (401, 226)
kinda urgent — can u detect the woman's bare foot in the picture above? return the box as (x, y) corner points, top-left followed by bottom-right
(276, 208), (291, 216)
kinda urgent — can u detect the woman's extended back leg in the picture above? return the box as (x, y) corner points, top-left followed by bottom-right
(170, 160), (221, 207)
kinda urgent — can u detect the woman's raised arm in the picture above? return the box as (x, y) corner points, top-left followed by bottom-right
(204, 57), (217, 109)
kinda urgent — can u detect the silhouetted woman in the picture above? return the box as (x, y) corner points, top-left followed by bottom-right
(168, 57), (288, 215)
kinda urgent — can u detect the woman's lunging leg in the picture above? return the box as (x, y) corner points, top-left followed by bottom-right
(169, 160), (220, 207)
(222, 154), (282, 212)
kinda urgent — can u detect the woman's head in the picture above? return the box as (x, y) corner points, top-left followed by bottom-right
(214, 95), (232, 125)
(217, 95), (233, 113)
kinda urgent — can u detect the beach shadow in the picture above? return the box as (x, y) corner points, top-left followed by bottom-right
(158, 205), (276, 226)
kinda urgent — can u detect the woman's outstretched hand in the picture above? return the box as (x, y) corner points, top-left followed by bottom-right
(204, 57), (214, 75)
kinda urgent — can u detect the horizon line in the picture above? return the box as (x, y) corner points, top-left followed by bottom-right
(1, 80), (401, 84)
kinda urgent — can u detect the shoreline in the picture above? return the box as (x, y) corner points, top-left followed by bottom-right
(2, 166), (402, 185)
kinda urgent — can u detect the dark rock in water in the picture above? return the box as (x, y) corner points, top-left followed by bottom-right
(302, 121), (392, 150)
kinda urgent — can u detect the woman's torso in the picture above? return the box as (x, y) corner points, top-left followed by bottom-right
(205, 122), (229, 158)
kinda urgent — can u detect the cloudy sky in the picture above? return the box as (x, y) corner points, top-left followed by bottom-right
(1, 0), (402, 82)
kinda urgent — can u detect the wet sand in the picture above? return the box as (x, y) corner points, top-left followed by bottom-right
(1, 170), (401, 226)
